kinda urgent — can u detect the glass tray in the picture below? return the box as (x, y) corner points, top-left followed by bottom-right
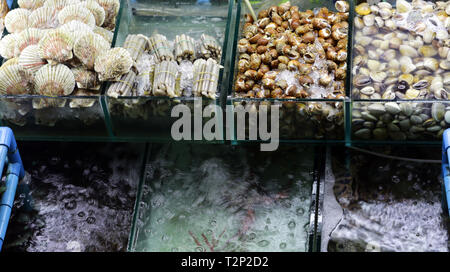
(103, 0), (234, 141)
(128, 143), (317, 252)
(226, 0), (352, 143)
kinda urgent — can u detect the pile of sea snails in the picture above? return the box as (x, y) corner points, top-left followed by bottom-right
(106, 33), (223, 100)
(234, 1), (349, 99)
(232, 1), (349, 140)
(0, 0), (120, 127)
(352, 0), (450, 141)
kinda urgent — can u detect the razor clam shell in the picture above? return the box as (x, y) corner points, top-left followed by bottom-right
(123, 34), (149, 62)
(107, 70), (137, 98)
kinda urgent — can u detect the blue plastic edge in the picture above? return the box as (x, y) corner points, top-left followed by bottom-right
(0, 127), (25, 251)
(441, 129), (450, 216)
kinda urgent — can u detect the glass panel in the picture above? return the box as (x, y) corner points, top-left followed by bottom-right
(129, 144), (314, 252)
(227, 0), (350, 142)
(0, 95), (108, 139)
(228, 99), (346, 142)
(351, 101), (450, 142)
(351, 0), (450, 101)
(105, 0), (233, 140)
(106, 96), (224, 141)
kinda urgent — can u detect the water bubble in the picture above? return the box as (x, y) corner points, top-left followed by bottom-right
(77, 211), (85, 218)
(171, 247), (179, 252)
(209, 220), (217, 227)
(248, 233), (256, 240)
(257, 240), (270, 247)
(288, 220), (296, 229)
(195, 247), (205, 252)
(300, 196), (307, 202)
(162, 235), (169, 241)
(206, 229), (213, 235)
(264, 225), (269, 231)
(279, 243), (287, 249)
(296, 208), (305, 215)
(266, 218), (271, 224)
(86, 217), (96, 224)
(64, 200), (77, 210)
(392, 176), (400, 184)
(157, 218), (163, 224)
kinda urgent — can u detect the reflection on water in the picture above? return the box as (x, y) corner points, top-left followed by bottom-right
(131, 144), (314, 252)
(3, 143), (144, 252)
(328, 146), (449, 252)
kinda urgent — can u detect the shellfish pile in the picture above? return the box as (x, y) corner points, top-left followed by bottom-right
(352, 0), (450, 141)
(106, 33), (223, 100)
(232, 1), (349, 140)
(0, 0), (120, 126)
(234, 1), (349, 99)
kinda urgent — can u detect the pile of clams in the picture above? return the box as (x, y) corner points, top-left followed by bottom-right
(352, 0), (450, 141)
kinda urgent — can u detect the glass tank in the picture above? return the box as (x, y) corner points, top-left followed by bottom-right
(128, 143), (316, 252)
(0, 0), (122, 140)
(349, 0), (450, 143)
(227, 0), (351, 143)
(103, 0), (234, 141)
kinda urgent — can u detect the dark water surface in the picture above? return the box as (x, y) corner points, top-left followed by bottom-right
(3, 142), (145, 252)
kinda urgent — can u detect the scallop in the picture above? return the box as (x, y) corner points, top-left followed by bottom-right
(2, 58), (19, 68)
(79, 0), (105, 26)
(96, 0), (120, 30)
(18, 45), (47, 74)
(34, 64), (75, 96)
(94, 47), (133, 81)
(59, 20), (94, 41)
(0, 64), (34, 95)
(29, 6), (59, 29)
(38, 29), (75, 64)
(69, 89), (98, 108)
(4, 8), (31, 33)
(73, 32), (110, 70)
(44, 0), (81, 11)
(14, 28), (43, 57)
(58, 5), (96, 27)
(93, 26), (113, 45)
(18, 0), (46, 10)
(0, 33), (18, 59)
(71, 67), (101, 90)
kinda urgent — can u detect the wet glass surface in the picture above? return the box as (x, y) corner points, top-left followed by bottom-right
(130, 144), (314, 252)
(2, 142), (145, 252)
(326, 146), (450, 252)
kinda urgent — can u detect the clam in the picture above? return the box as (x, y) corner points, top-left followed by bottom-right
(335, 1), (349, 13)
(432, 103), (445, 121)
(440, 60), (450, 70)
(423, 58), (439, 71)
(404, 88), (420, 99)
(369, 71), (387, 82)
(363, 14), (375, 26)
(353, 74), (371, 87)
(385, 102), (401, 115)
(418, 46), (437, 57)
(355, 3), (371, 16)
(399, 45), (419, 57)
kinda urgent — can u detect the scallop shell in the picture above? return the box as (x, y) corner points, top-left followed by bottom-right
(0, 64), (34, 95)
(93, 26), (113, 44)
(0, 33), (18, 59)
(2, 57), (19, 68)
(38, 29), (75, 64)
(18, 45), (47, 74)
(34, 64), (75, 96)
(58, 5), (96, 27)
(29, 6), (59, 29)
(79, 0), (105, 26)
(59, 20), (94, 41)
(96, 0), (120, 30)
(18, 0), (46, 10)
(44, 0), (81, 11)
(73, 32), (110, 70)
(4, 8), (31, 33)
(94, 47), (133, 81)
(14, 28), (43, 57)
(71, 67), (101, 90)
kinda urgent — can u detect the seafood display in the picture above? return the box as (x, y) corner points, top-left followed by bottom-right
(351, 0), (450, 141)
(0, 0), (120, 127)
(107, 33), (223, 99)
(232, 1), (349, 140)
